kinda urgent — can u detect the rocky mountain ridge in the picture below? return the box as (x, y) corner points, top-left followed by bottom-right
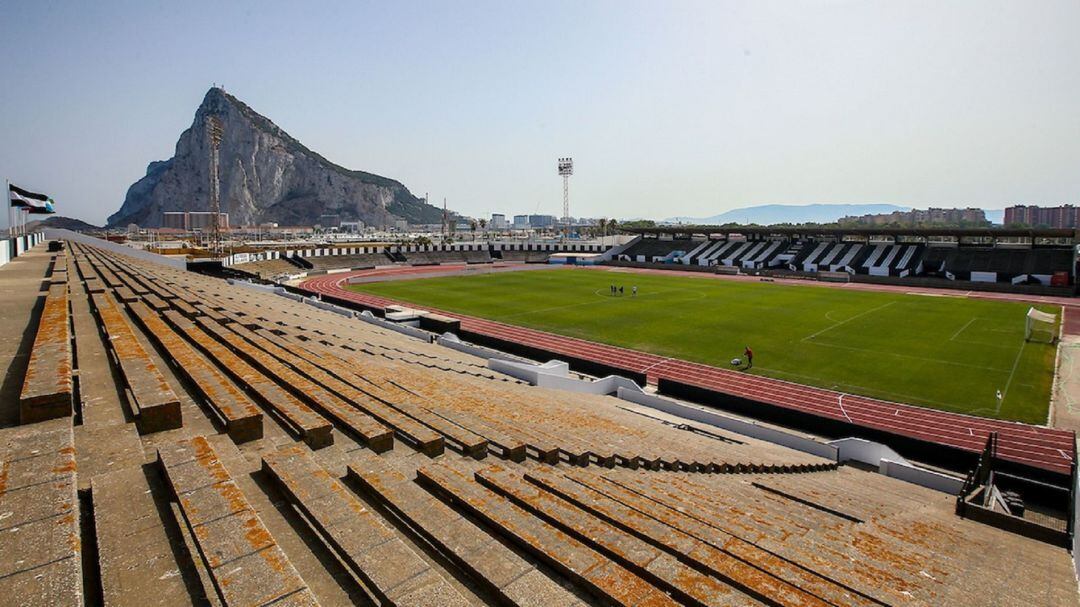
(108, 88), (441, 228)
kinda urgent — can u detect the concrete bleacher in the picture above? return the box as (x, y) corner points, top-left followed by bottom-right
(499, 249), (550, 263)
(235, 258), (303, 278)
(929, 246), (1073, 283)
(0, 238), (1075, 606)
(304, 252), (386, 271)
(619, 237), (688, 262)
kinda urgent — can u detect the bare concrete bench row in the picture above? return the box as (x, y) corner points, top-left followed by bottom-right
(265, 328), (490, 458)
(0, 420), (82, 605)
(622, 471), (947, 606)
(89, 291), (182, 433)
(163, 310), (333, 449)
(127, 300), (262, 442)
(417, 462), (680, 607)
(572, 468), (903, 607)
(261, 445), (470, 606)
(476, 464), (783, 607)
(346, 450), (583, 606)
(193, 317), (393, 452)
(224, 322), (442, 454)
(158, 436), (320, 606)
(19, 281), (74, 423)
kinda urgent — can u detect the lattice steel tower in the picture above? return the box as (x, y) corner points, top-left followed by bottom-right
(557, 157), (573, 239)
(206, 115), (224, 257)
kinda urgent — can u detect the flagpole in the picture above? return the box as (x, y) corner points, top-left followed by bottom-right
(5, 179), (11, 239)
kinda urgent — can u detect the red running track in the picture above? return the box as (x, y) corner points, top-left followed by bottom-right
(301, 265), (1077, 475)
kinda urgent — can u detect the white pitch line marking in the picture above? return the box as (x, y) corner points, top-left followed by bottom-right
(949, 317), (977, 342)
(998, 339), (1027, 414)
(802, 301), (897, 342)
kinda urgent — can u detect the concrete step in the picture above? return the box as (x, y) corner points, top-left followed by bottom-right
(157, 436), (319, 607)
(0, 419), (82, 606)
(194, 317), (393, 452)
(163, 311), (332, 449)
(261, 444), (470, 606)
(417, 461), (679, 607)
(127, 301), (261, 443)
(89, 291), (182, 433)
(19, 281), (74, 423)
(346, 449), (580, 606)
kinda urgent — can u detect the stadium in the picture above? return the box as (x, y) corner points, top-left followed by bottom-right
(0, 223), (1075, 606)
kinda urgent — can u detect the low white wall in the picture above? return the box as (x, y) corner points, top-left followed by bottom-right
(489, 358), (642, 395)
(304, 297), (356, 318)
(879, 459), (964, 494)
(357, 310), (432, 341)
(828, 437), (907, 466)
(617, 388), (839, 461)
(436, 333), (523, 362)
(226, 278), (278, 293)
(830, 437), (963, 494)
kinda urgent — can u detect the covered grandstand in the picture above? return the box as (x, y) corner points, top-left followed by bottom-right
(6, 230), (1074, 605)
(617, 225), (1078, 291)
(230, 241), (609, 276)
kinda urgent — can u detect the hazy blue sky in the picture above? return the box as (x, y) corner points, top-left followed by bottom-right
(2, 1), (1078, 225)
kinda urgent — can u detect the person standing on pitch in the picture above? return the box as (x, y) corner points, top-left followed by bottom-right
(632, 285), (637, 297)
(619, 286), (624, 296)
(744, 345), (754, 370)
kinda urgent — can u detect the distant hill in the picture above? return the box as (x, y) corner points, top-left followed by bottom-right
(108, 87), (443, 228)
(26, 216), (101, 232)
(664, 204), (912, 226)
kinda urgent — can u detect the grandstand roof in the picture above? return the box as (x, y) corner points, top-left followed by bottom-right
(627, 224), (1079, 240)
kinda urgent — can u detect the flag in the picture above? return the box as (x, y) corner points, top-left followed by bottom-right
(9, 184), (50, 209)
(26, 200), (55, 215)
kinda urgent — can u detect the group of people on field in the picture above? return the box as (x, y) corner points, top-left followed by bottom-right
(602, 282), (754, 371)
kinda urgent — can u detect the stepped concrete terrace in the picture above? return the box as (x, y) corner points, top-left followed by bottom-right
(0, 238), (1075, 606)
(301, 266), (1078, 479)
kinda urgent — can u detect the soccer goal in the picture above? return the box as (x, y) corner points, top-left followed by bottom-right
(1024, 307), (1057, 343)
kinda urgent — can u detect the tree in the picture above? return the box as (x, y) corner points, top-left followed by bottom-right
(479, 218), (487, 233)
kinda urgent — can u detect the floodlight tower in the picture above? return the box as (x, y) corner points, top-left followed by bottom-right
(557, 157), (573, 239)
(206, 115), (224, 257)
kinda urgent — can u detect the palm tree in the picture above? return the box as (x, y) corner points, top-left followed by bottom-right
(469, 219), (478, 240)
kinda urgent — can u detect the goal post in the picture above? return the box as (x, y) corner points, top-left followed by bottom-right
(1025, 307), (1057, 343)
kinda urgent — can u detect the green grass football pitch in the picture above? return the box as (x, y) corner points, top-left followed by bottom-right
(349, 268), (1060, 424)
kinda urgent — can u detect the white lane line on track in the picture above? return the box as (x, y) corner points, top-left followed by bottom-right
(802, 301), (897, 342)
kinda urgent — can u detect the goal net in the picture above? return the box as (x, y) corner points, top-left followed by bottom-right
(1025, 307), (1057, 343)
